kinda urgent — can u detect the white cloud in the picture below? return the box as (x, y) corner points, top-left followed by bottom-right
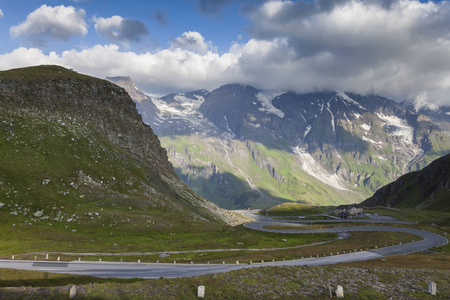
(0, 8), (4, 18)
(0, 44), (240, 95)
(1, 0), (450, 107)
(411, 91), (439, 112)
(94, 16), (148, 47)
(244, 0), (450, 104)
(9, 5), (87, 46)
(171, 31), (213, 54)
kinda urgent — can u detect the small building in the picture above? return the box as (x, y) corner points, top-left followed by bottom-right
(334, 204), (363, 218)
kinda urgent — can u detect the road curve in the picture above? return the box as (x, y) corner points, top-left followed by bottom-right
(244, 221), (448, 256)
(0, 221), (447, 279)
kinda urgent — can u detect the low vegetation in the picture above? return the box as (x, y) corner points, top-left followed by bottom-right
(262, 203), (329, 216)
(365, 207), (450, 226)
(0, 265), (448, 299)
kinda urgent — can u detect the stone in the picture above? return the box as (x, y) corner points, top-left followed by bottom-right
(429, 282), (436, 296)
(69, 286), (77, 299)
(34, 210), (44, 217)
(0, 202), (4, 208)
(198, 285), (205, 298)
(336, 285), (344, 298)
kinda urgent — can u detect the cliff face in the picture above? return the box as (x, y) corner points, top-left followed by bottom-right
(362, 154), (450, 211)
(1, 66), (172, 177)
(0, 65), (245, 226)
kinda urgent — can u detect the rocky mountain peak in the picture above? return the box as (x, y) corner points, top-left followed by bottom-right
(107, 75), (450, 209)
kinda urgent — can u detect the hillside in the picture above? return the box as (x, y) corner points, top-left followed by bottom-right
(111, 78), (450, 209)
(0, 66), (244, 247)
(362, 154), (450, 211)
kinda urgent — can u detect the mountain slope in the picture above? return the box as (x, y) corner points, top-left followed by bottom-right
(362, 154), (450, 211)
(0, 65), (243, 234)
(111, 80), (450, 209)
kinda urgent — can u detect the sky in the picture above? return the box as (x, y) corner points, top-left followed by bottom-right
(0, 0), (449, 108)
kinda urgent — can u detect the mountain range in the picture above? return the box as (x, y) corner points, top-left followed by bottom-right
(108, 77), (450, 209)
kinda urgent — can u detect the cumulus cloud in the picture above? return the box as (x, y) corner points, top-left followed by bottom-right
(244, 0), (450, 104)
(94, 16), (148, 46)
(171, 31), (213, 54)
(9, 5), (87, 46)
(2, 0), (450, 107)
(0, 45), (240, 95)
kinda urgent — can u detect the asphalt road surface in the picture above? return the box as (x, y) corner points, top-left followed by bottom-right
(0, 219), (447, 279)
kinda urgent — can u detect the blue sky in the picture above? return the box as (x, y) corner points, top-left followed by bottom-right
(0, 0), (250, 54)
(0, 0), (449, 108)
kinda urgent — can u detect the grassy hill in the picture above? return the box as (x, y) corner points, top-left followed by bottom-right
(362, 154), (450, 212)
(0, 65), (246, 256)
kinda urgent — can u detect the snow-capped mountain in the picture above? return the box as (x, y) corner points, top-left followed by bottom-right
(401, 99), (450, 136)
(111, 80), (450, 209)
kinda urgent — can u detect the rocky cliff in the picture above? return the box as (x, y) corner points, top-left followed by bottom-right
(0, 65), (245, 226)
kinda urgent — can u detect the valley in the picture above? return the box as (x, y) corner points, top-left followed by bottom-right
(109, 77), (450, 209)
(0, 66), (448, 299)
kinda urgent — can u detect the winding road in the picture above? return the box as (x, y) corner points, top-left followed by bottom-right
(0, 214), (447, 279)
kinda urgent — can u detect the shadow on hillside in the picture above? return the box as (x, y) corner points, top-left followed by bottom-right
(173, 167), (296, 210)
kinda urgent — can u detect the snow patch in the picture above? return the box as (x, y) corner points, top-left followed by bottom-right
(292, 146), (349, 191)
(353, 112), (361, 119)
(326, 106), (335, 132)
(343, 113), (352, 125)
(376, 113), (414, 144)
(362, 136), (382, 145)
(446, 112), (450, 116)
(256, 92), (284, 118)
(303, 125), (312, 138)
(151, 93), (220, 135)
(224, 115), (235, 138)
(361, 123), (371, 131)
(336, 92), (367, 110)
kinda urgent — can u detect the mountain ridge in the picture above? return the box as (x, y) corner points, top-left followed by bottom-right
(109, 77), (450, 209)
(362, 154), (450, 211)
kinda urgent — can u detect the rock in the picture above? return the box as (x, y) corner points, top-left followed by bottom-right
(336, 285), (344, 298)
(34, 210), (44, 217)
(429, 282), (436, 295)
(69, 285), (77, 299)
(198, 286), (205, 298)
